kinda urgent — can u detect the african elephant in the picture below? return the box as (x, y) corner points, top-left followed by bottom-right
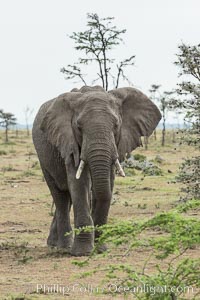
(32, 86), (161, 256)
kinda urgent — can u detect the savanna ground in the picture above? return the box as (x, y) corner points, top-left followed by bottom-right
(0, 129), (199, 300)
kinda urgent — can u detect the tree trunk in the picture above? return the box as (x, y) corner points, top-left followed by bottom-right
(162, 128), (165, 146)
(5, 126), (8, 142)
(162, 111), (166, 146)
(15, 128), (19, 138)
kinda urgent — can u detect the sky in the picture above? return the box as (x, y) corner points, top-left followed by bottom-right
(0, 0), (199, 124)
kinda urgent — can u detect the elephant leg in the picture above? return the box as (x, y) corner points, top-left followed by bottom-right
(42, 168), (73, 250)
(91, 195), (110, 252)
(67, 162), (94, 256)
(47, 210), (58, 247)
(91, 193), (106, 253)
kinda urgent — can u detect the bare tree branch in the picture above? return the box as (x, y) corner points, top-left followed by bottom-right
(115, 56), (135, 88)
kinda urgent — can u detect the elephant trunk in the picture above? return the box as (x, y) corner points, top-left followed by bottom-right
(88, 147), (112, 201)
(86, 128), (116, 225)
(88, 147), (112, 226)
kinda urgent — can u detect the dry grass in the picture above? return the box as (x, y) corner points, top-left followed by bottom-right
(0, 130), (199, 300)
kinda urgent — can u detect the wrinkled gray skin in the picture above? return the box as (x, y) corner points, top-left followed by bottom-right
(32, 86), (161, 256)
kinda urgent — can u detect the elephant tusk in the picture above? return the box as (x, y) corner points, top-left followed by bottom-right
(76, 160), (85, 179)
(115, 159), (125, 177)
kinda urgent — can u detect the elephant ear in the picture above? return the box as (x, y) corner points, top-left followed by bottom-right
(40, 92), (82, 167)
(109, 87), (162, 162)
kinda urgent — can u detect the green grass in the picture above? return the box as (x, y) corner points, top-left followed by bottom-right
(1, 165), (16, 172)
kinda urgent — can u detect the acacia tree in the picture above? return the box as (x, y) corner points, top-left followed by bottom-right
(149, 85), (173, 146)
(0, 110), (17, 142)
(61, 13), (135, 90)
(170, 43), (200, 201)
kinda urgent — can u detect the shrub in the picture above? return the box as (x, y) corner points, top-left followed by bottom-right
(143, 165), (163, 176)
(133, 153), (146, 162)
(176, 156), (200, 201)
(0, 150), (7, 155)
(71, 211), (200, 299)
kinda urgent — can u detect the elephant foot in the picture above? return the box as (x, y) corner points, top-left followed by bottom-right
(47, 232), (73, 252)
(47, 233), (58, 247)
(71, 233), (94, 256)
(71, 244), (93, 256)
(57, 236), (73, 251)
(95, 243), (108, 254)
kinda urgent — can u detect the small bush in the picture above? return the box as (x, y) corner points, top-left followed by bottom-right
(176, 156), (200, 201)
(123, 155), (163, 176)
(0, 150), (7, 155)
(176, 199), (200, 213)
(143, 165), (163, 176)
(71, 211), (200, 299)
(133, 153), (146, 161)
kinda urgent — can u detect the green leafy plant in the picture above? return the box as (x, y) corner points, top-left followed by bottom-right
(176, 157), (200, 201)
(133, 153), (147, 162)
(69, 211), (200, 299)
(169, 43), (200, 201)
(176, 199), (200, 213)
